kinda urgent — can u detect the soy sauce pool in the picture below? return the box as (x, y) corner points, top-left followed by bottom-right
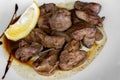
(2, 35), (34, 65)
(1, 35), (34, 80)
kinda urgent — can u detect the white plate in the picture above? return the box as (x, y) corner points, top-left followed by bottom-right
(0, 0), (120, 80)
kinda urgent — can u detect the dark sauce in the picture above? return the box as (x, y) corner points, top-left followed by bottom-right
(2, 53), (12, 79)
(0, 41), (2, 45)
(1, 4), (19, 80)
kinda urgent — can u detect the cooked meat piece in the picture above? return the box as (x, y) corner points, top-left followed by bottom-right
(39, 27), (52, 34)
(74, 1), (87, 10)
(24, 28), (65, 49)
(64, 40), (80, 51)
(70, 9), (84, 24)
(85, 27), (96, 38)
(24, 30), (39, 43)
(32, 49), (59, 76)
(83, 2), (101, 14)
(35, 29), (66, 49)
(34, 28), (47, 39)
(19, 40), (29, 47)
(75, 9), (103, 26)
(66, 20), (93, 34)
(74, 1), (101, 14)
(83, 37), (95, 48)
(24, 28), (46, 43)
(66, 22), (96, 41)
(59, 50), (87, 70)
(59, 40), (87, 70)
(40, 3), (58, 16)
(72, 15), (81, 24)
(41, 36), (65, 49)
(49, 8), (72, 31)
(51, 31), (71, 42)
(71, 29), (85, 41)
(34, 28), (65, 49)
(25, 30), (36, 42)
(74, 1), (103, 26)
(15, 42), (43, 62)
(38, 13), (51, 29)
(72, 27), (96, 41)
(95, 28), (103, 41)
(30, 42), (43, 51)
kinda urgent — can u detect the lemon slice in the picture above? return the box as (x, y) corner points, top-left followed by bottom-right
(5, 1), (40, 41)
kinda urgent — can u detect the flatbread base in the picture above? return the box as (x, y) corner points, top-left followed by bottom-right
(2, 2), (107, 80)
(7, 26), (107, 80)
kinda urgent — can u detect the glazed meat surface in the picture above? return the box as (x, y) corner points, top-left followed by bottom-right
(41, 35), (65, 49)
(51, 31), (71, 42)
(66, 22), (96, 41)
(25, 28), (65, 49)
(74, 1), (101, 14)
(15, 41), (43, 62)
(49, 8), (72, 31)
(33, 49), (59, 76)
(37, 13), (51, 30)
(59, 40), (87, 70)
(64, 40), (80, 51)
(74, 1), (103, 26)
(83, 37), (95, 48)
(40, 3), (58, 16)
(59, 50), (87, 70)
(95, 28), (103, 41)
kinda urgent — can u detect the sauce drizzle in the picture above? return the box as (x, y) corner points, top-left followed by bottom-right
(1, 3), (18, 80)
(0, 41), (2, 45)
(2, 54), (13, 79)
(0, 4), (18, 38)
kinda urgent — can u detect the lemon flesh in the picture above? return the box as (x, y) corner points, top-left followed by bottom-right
(5, 1), (40, 41)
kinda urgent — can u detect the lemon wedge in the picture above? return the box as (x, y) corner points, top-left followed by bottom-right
(5, 1), (40, 41)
